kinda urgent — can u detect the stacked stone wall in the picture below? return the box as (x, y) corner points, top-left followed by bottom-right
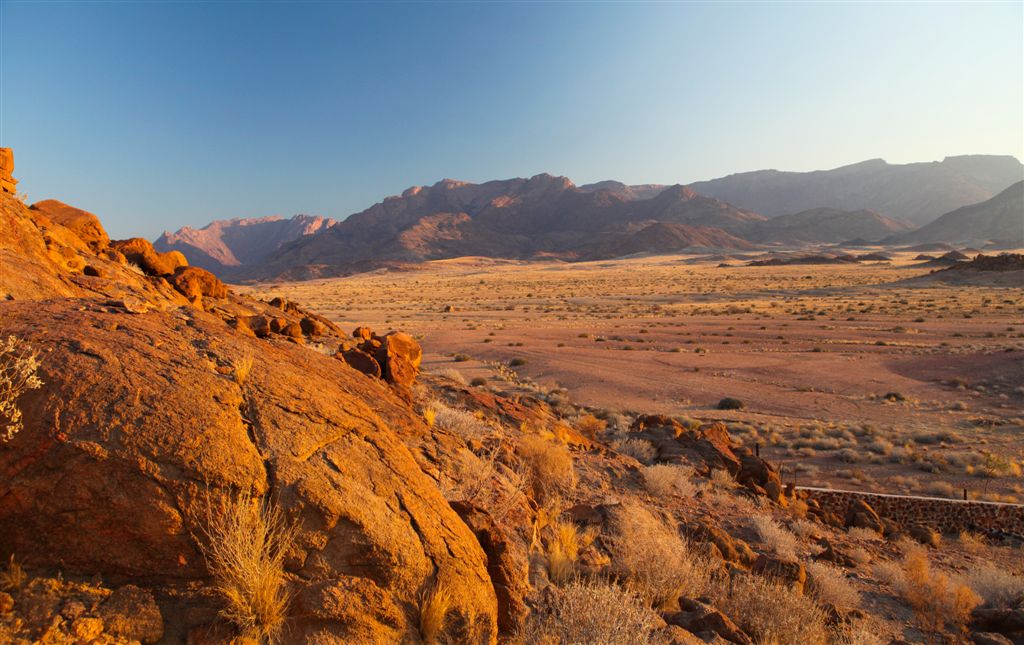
(797, 486), (1024, 535)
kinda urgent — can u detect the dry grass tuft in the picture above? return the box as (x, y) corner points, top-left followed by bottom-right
(573, 413), (607, 439)
(516, 579), (660, 645)
(518, 435), (576, 503)
(607, 504), (714, 609)
(425, 400), (489, 438)
(196, 493), (296, 643)
(709, 468), (736, 488)
(965, 562), (1024, 609)
(233, 354), (254, 385)
(418, 580), (453, 644)
(611, 438), (656, 464)
(0, 555), (27, 591)
(545, 519), (596, 584)
(712, 573), (830, 645)
(805, 560), (861, 611)
(751, 514), (798, 560)
(641, 464), (697, 497)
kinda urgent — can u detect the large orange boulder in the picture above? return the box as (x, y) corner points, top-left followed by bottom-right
(375, 331), (423, 391)
(29, 200), (110, 251)
(0, 300), (498, 643)
(169, 266), (228, 304)
(112, 238), (188, 276)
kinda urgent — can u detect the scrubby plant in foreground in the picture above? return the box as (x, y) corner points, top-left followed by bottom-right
(517, 434), (576, 503)
(516, 580), (660, 645)
(196, 493), (296, 643)
(712, 573), (830, 644)
(0, 335), (43, 443)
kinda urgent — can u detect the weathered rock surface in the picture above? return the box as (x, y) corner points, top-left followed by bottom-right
(30, 199), (111, 251)
(0, 299), (497, 642)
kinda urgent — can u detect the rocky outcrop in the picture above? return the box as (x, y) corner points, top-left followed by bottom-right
(337, 327), (423, 398)
(111, 237), (189, 277)
(29, 200), (111, 251)
(0, 299), (497, 642)
(0, 147), (17, 194)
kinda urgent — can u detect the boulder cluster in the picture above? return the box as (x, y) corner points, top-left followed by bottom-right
(338, 327), (423, 398)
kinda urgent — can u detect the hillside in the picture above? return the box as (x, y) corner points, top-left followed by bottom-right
(689, 155), (1023, 226)
(154, 214), (335, 273)
(244, 174), (765, 280)
(740, 207), (913, 244)
(889, 181), (1024, 247)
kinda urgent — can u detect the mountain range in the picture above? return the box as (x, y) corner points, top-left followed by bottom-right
(689, 155), (1023, 226)
(153, 155), (1023, 280)
(154, 214), (335, 273)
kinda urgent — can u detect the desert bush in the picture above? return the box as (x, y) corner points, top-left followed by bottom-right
(469, 377), (487, 387)
(0, 335), (43, 443)
(751, 515), (798, 559)
(419, 580), (453, 644)
(517, 435), (575, 503)
(709, 468), (735, 488)
(611, 438), (656, 464)
(509, 357), (527, 367)
(642, 464), (697, 497)
(884, 542), (981, 636)
(846, 526), (881, 542)
(425, 400), (489, 438)
(516, 580), (660, 645)
(791, 518), (819, 539)
(712, 573), (830, 644)
(806, 560), (861, 611)
(196, 493), (296, 643)
(957, 530), (987, 554)
(573, 413), (607, 439)
(433, 367), (468, 385)
(965, 563), (1024, 608)
(717, 397), (744, 410)
(607, 504), (713, 609)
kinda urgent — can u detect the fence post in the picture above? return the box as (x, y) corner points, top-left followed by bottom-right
(963, 488), (968, 501)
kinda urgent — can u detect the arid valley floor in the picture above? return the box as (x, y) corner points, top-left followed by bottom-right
(244, 252), (1024, 503)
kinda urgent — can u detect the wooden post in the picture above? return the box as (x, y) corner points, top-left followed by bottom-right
(963, 488), (968, 501)
(755, 442), (760, 457)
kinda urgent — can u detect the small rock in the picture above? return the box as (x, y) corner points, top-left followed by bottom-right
(908, 524), (941, 548)
(752, 554), (807, 593)
(98, 584), (164, 644)
(71, 616), (105, 640)
(972, 633), (1014, 645)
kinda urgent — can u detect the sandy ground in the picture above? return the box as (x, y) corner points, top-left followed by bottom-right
(238, 251), (1024, 502)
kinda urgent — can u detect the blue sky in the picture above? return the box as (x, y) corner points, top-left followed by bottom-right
(2, 1), (1021, 239)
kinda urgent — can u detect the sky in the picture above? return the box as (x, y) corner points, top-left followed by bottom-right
(2, 1), (1022, 239)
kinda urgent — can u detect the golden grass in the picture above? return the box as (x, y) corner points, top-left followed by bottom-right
(418, 580), (453, 644)
(196, 493), (295, 643)
(422, 407), (436, 428)
(545, 519), (596, 584)
(893, 542), (981, 636)
(0, 554), (26, 591)
(712, 573), (830, 645)
(517, 434), (575, 504)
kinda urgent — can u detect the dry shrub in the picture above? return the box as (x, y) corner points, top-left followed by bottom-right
(709, 468), (736, 488)
(846, 526), (882, 542)
(433, 367), (468, 385)
(611, 438), (656, 464)
(751, 514), (798, 560)
(439, 447), (526, 522)
(516, 579), (660, 645)
(196, 493), (296, 643)
(712, 573), (830, 645)
(426, 400), (489, 438)
(957, 530), (987, 554)
(805, 560), (861, 611)
(518, 435), (575, 503)
(965, 562), (1024, 609)
(423, 407), (437, 427)
(642, 464), (697, 497)
(546, 519), (597, 584)
(0, 335), (43, 443)
(791, 518), (819, 539)
(574, 413), (607, 439)
(419, 580), (453, 644)
(887, 542), (981, 636)
(607, 504), (713, 609)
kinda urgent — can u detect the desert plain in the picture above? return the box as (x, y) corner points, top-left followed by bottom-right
(244, 250), (1024, 503)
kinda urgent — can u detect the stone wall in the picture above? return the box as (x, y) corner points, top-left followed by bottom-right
(797, 486), (1024, 535)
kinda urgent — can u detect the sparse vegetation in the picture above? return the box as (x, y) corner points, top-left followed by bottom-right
(517, 434), (576, 503)
(0, 555), (27, 591)
(641, 464), (697, 497)
(0, 335), (43, 443)
(516, 580), (660, 645)
(611, 437), (656, 464)
(712, 573), (830, 644)
(418, 580), (453, 644)
(233, 354), (254, 385)
(717, 397), (744, 410)
(195, 493), (296, 643)
(750, 514), (798, 560)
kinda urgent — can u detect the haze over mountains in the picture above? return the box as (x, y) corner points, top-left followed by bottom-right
(155, 155), (1023, 280)
(154, 214), (335, 273)
(689, 155), (1023, 225)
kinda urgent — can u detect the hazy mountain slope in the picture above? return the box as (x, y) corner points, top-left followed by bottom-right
(154, 214), (335, 272)
(689, 155), (1023, 225)
(890, 181), (1023, 246)
(245, 174), (764, 279)
(578, 180), (668, 200)
(741, 208), (913, 244)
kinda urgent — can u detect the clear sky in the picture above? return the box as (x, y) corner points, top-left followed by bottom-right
(2, 1), (1021, 239)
